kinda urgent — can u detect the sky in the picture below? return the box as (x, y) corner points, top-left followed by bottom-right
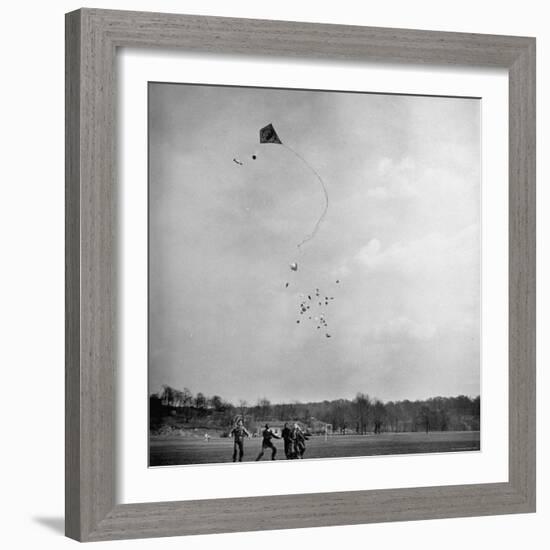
(148, 82), (480, 405)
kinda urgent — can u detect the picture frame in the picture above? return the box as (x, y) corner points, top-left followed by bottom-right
(65, 8), (535, 542)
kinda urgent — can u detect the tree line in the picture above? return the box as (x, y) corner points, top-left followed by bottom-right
(150, 385), (480, 434)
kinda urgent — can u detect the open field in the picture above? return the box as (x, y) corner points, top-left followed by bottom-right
(149, 431), (480, 466)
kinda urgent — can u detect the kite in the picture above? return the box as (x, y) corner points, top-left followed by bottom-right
(259, 123), (282, 144)
(259, 123), (329, 249)
(247, 125), (338, 338)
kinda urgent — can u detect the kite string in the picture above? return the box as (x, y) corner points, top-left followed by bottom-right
(282, 143), (329, 249)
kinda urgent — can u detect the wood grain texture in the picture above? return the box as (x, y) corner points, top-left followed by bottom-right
(65, 8), (536, 542)
(65, 9), (81, 541)
(508, 41), (536, 508)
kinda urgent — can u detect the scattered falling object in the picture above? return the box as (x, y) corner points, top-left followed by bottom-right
(285, 282), (289, 288)
(290, 262), (298, 272)
(289, 282), (338, 337)
(252, 155), (257, 160)
(233, 158), (243, 166)
(336, 280), (340, 284)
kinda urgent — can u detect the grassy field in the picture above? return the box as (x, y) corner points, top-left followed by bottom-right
(149, 431), (480, 466)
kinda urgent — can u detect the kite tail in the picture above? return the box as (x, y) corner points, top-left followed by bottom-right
(283, 144), (329, 249)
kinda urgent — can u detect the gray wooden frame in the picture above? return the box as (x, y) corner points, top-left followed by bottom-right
(65, 8), (536, 542)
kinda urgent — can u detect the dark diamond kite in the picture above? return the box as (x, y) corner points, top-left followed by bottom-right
(259, 123), (282, 144)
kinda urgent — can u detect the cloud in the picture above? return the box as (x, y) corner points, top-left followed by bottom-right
(354, 224), (478, 276)
(367, 317), (437, 342)
(354, 238), (382, 267)
(149, 84), (481, 403)
(366, 156), (420, 200)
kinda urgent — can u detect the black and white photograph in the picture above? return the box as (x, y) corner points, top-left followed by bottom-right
(2, 0), (542, 546)
(148, 82), (481, 466)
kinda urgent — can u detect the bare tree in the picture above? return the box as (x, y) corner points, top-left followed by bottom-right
(181, 387), (193, 407)
(237, 399), (248, 416)
(210, 395), (224, 411)
(354, 393), (372, 434)
(372, 399), (386, 434)
(159, 385), (175, 407)
(195, 392), (207, 410)
(257, 397), (271, 419)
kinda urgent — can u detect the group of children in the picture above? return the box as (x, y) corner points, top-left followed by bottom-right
(229, 419), (309, 462)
